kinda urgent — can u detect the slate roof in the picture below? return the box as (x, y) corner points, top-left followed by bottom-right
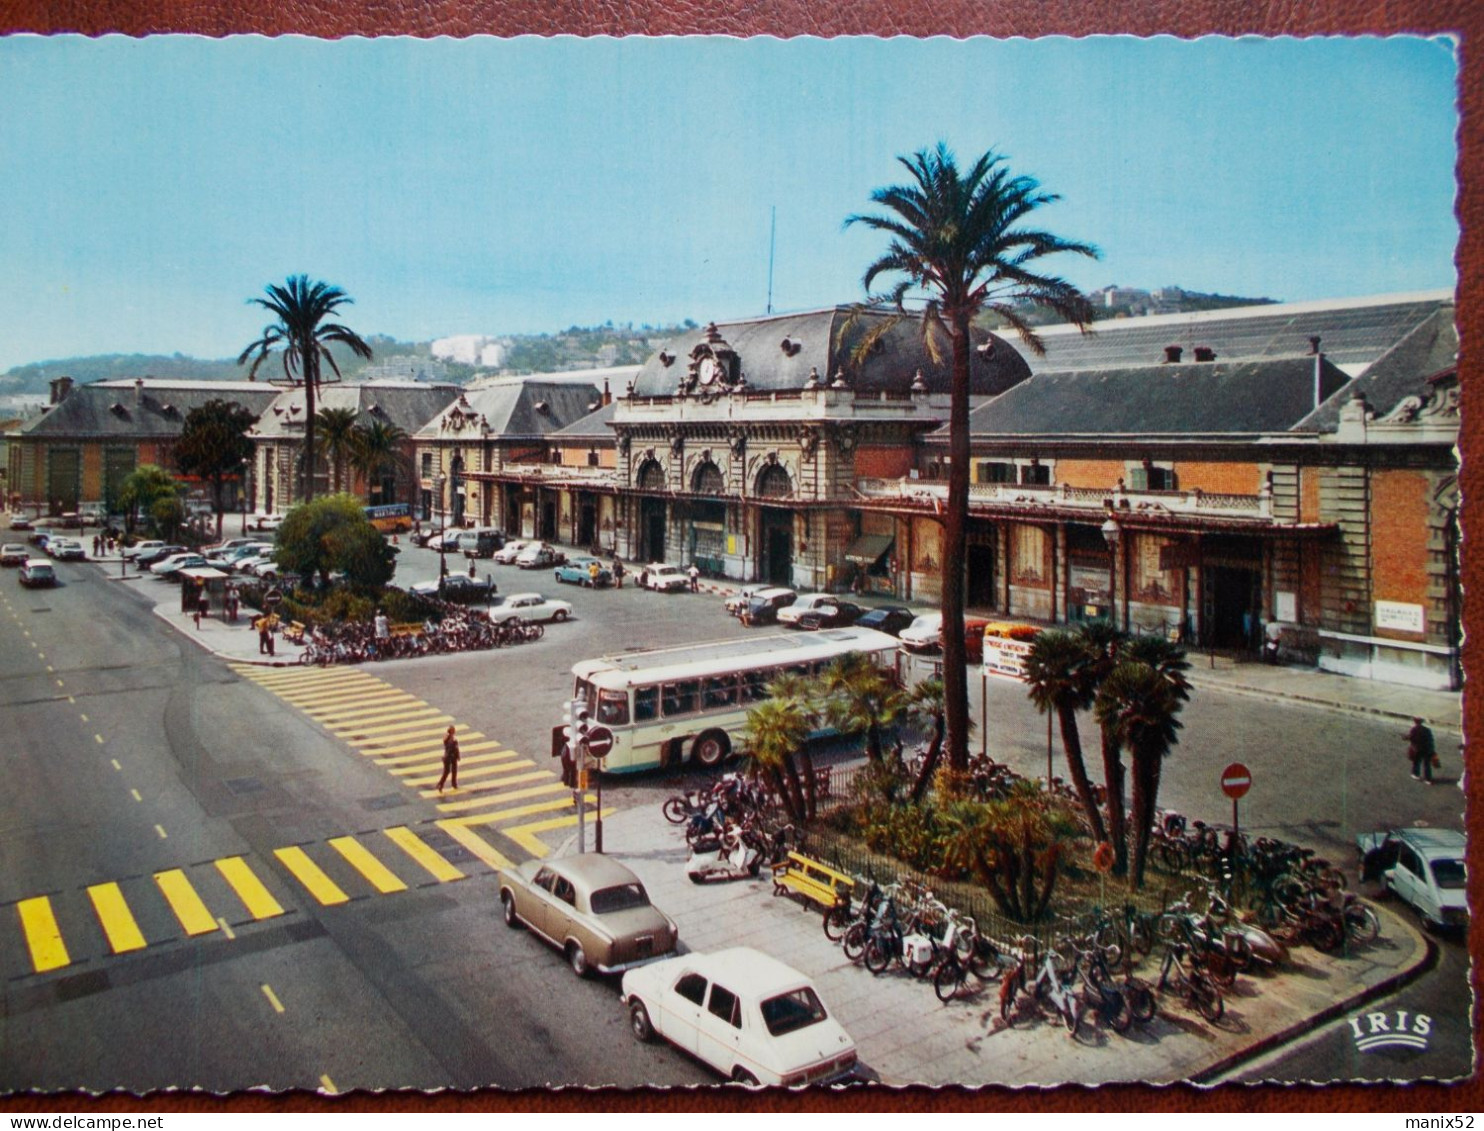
(548, 400), (618, 441)
(1009, 290), (1453, 376)
(629, 307), (1030, 398)
(1293, 306), (1458, 431)
(16, 380), (279, 440)
(964, 355), (1354, 437)
(250, 380), (458, 439)
(415, 380), (603, 440)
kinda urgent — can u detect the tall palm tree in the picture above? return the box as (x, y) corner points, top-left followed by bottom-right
(1078, 619), (1131, 874)
(903, 677), (947, 804)
(315, 407), (361, 495)
(848, 143), (1098, 773)
(238, 276), (373, 503)
(942, 781), (1079, 923)
(743, 695), (812, 823)
(350, 419), (411, 504)
(1023, 629), (1106, 844)
(819, 651), (902, 765)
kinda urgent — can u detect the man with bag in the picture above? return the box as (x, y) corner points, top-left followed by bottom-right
(1407, 716), (1437, 783)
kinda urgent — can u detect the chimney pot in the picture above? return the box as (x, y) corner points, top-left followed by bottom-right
(1309, 336), (1322, 355)
(1163, 345), (1183, 363)
(1193, 346), (1216, 363)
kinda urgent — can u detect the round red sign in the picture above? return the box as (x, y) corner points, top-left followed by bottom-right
(1220, 762), (1253, 800)
(584, 725), (615, 759)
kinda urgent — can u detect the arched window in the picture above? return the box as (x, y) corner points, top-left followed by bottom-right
(691, 461), (724, 495)
(755, 463), (792, 499)
(637, 459), (666, 491)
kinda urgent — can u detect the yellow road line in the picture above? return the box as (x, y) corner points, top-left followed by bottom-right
(423, 768), (546, 802)
(154, 869), (219, 936)
(328, 837), (408, 894)
(501, 808), (616, 858)
(453, 791), (589, 823)
(274, 847), (350, 905)
(17, 896), (70, 972)
(435, 821), (514, 870)
(217, 917), (237, 939)
(215, 857), (286, 919)
(320, 1074), (338, 1095)
(262, 984), (285, 1013)
(87, 882), (148, 953)
(382, 827), (465, 883)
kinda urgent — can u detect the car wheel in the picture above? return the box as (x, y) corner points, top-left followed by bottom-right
(732, 1067), (759, 1086)
(692, 730), (731, 768)
(552, 609), (569, 622)
(566, 940), (590, 978)
(501, 891), (521, 929)
(629, 1000), (654, 1043)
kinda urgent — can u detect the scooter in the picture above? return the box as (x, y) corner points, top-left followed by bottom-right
(686, 823), (764, 883)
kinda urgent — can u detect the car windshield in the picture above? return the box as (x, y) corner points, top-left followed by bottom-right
(1431, 859), (1467, 889)
(589, 883), (651, 914)
(759, 986), (828, 1037)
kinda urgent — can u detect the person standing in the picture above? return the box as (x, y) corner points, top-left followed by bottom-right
(256, 615), (272, 656)
(438, 725), (461, 793)
(374, 608), (390, 655)
(1407, 717), (1437, 783)
(588, 560), (601, 586)
(688, 563), (700, 592)
(612, 557), (624, 589)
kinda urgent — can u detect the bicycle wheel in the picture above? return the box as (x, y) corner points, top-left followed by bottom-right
(863, 935), (893, 975)
(1345, 903), (1381, 945)
(1104, 988), (1133, 1034)
(1124, 977), (1157, 1023)
(1193, 974), (1224, 1023)
(968, 937), (1002, 981)
(842, 922), (868, 963)
(1061, 996), (1081, 1034)
(933, 958), (965, 1003)
(822, 903), (852, 943)
(1000, 977), (1030, 1028)
(1308, 914), (1345, 954)
(661, 797), (689, 825)
(1129, 917), (1155, 958)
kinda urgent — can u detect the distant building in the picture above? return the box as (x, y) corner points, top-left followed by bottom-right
(431, 335), (508, 368)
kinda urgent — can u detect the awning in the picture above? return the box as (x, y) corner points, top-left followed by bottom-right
(844, 533), (895, 566)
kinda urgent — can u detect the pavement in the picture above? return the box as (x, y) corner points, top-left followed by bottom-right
(103, 549), (1445, 1086)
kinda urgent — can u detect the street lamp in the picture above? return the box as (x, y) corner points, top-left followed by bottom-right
(1101, 515), (1121, 628)
(435, 473), (448, 581)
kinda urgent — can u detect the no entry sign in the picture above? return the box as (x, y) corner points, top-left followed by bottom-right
(584, 725), (615, 759)
(1220, 762), (1253, 800)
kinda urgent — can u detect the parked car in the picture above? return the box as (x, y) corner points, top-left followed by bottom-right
(898, 613), (992, 662)
(242, 554), (282, 578)
(516, 542), (566, 570)
(498, 854), (679, 978)
(408, 573), (497, 603)
(123, 540), (166, 561)
(777, 594), (863, 631)
(8, 516), (32, 531)
(458, 528), (506, 559)
(410, 526), (443, 548)
(135, 544), (187, 568)
(492, 539), (535, 565)
(639, 563), (691, 593)
(622, 946), (858, 1086)
(854, 605), (917, 637)
(487, 591), (573, 624)
(48, 538), (87, 561)
(1357, 827), (1467, 930)
(253, 513), (284, 532)
(208, 542), (274, 568)
(1, 543), (30, 567)
(202, 537), (261, 555)
(19, 559), (57, 588)
(724, 583), (776, 617)
(740, 587), (800, 627)
(151, 552), (209, 577)
(427, 528), (464, 553)
(555, 556), (613, 587)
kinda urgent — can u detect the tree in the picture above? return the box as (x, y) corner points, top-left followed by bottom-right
(350, 419), (410, 504)
(117, 464), (180, 537)
(1079, 619), (1132, 875)
(903, 677), (948, 805)
(150, 495), (187, 542)
(942, 780), (1080, 922)
(315, 407), (361, 496)
(275, 493), (392, 589)
(819, 651), (903, 765)
(1023, 629), (1107, 843)
(743, 694), (812, 823)
(174, 399), (257, 538)
(238, 276), (373, 504)
(848, 143), (1097, 773)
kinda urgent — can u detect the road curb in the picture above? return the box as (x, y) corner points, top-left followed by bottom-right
(1184, 673), (1461, 731)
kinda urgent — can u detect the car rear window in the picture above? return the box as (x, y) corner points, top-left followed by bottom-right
(1431, 859), (1467, 889)
(589, 883), (651, 914)
(760, 987), (828, 1037)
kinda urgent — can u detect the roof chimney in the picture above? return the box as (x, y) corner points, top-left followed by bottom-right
(1314, 345), (1326, 410)
(1308, 336), (1322, 355)
(1193, 345), (1216, 363)
(1163, 345), (1183, 363)
(134, 377), (144, 406)
(48, 376), (73, 405)
(602, 378), (612, 407)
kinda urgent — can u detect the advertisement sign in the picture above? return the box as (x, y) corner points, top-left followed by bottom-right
(983, 634), (1035, 681)
(1375, 600), (1425, 633)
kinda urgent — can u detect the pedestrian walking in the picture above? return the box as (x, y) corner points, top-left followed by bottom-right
(92, 535), (102, 557)
(468, 558), (477, 578)
(1407, 717), (1437, 783)
(194, 586), (209, 629)
(374, 608), (390, 648)
(588, 560), (601, 585)
(256, 616), (272, 656)
(438, 725), (461, 793)
(688, 563), (700, 592)
(612, 557), (624, 589)
(225, 586), (239, 623)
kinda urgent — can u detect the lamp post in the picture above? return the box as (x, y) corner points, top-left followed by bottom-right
(435, 473), (448, 583)
(1101, 515), (1121, 628)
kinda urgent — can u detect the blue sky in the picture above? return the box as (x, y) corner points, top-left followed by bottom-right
(0, 34), (1459, 371)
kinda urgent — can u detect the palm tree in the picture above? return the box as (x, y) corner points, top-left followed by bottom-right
(743, 695), (812, 823)
(350, 419), (410, 504)
(819, 651), (902, 765)
(942, 780), (1080, 923)
(315, 407), (361, 495)
(1023, 629), (1106, 844)
(1094, 660), (1186, 887)
(1078, 619), (1131, 874)
(238, 276), (373, 504)
(848, 143), (1098, 773)
(903, 677), (947, 804)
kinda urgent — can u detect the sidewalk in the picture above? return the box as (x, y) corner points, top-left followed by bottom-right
(565, 804), (1433, 1087)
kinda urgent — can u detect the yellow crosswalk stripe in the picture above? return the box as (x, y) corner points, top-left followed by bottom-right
(355, 726), (477, 753)
(373, 740), (500, 766)
(328, 837), (408, 894)
(382, 827), (465, 883)
(245, 671), (376, 692)
(17, 896), (70, 972)
(154, 869), (219, 936)
(451, 791), (586, 822)
(274, 847), (350, 905)
(424, 768), (548, 804)
(215, 856), (286, 920)
(87, 882), (147, 954)
(436, 820), (514, 870)
(398, 755), (524, 784)
(277, 682), (392, 705)
(306, 700), (425, 725)
(501, 808), (615, 858)
(329, 713), (452, 739)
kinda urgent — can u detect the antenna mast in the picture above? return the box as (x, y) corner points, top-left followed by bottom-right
(766, 205), (776, 315)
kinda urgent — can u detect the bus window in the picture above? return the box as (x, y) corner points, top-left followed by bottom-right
(703, 674), (738, 709)
(634, 686), (659, 722)
(573, 678), (595, 705)
(596, 688), (629, 725)
(662, 680), (699, 717)
(742, 670), (772, 702)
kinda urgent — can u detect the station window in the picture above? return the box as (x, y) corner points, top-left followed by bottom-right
(1020, 464), (1051, 486)
(977, 461), (1016, 484)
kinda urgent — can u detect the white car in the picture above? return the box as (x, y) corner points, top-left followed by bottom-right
(487, 591), (573, 624)
(123, 540), (165, 561)
(515, 542), (566, 569)
(899, 612), (944, 652)
(776, 593), (840, 628)
(622, 947), (858, 1087)
(640, 563), (690, 593)
(492, 539), (535, 565)
(724, 583), (774, 617)
(1357, 827), (1467, 930)
(151, 552), (207, 576)
(253, 514), (284, 532)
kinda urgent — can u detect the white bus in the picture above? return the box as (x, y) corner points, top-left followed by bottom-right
(558, 626), (902, 774)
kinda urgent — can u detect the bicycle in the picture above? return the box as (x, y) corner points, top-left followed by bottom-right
(1157, 941), (1225, 1023)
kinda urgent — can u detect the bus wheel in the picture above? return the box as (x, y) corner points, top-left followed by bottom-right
(692, 731), (731, 768)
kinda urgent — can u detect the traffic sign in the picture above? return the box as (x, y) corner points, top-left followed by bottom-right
(1220, 762), (1252, 800)
(584, 725), (615, 759)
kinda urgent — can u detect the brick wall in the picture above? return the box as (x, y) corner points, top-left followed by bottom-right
(1173, 461), (1261, 495)
(1371, 469), (1430, 615)
(1052, 458), (1121, 487)
(854, 445), (914, 480)
(1300, 466), (1322, 524)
